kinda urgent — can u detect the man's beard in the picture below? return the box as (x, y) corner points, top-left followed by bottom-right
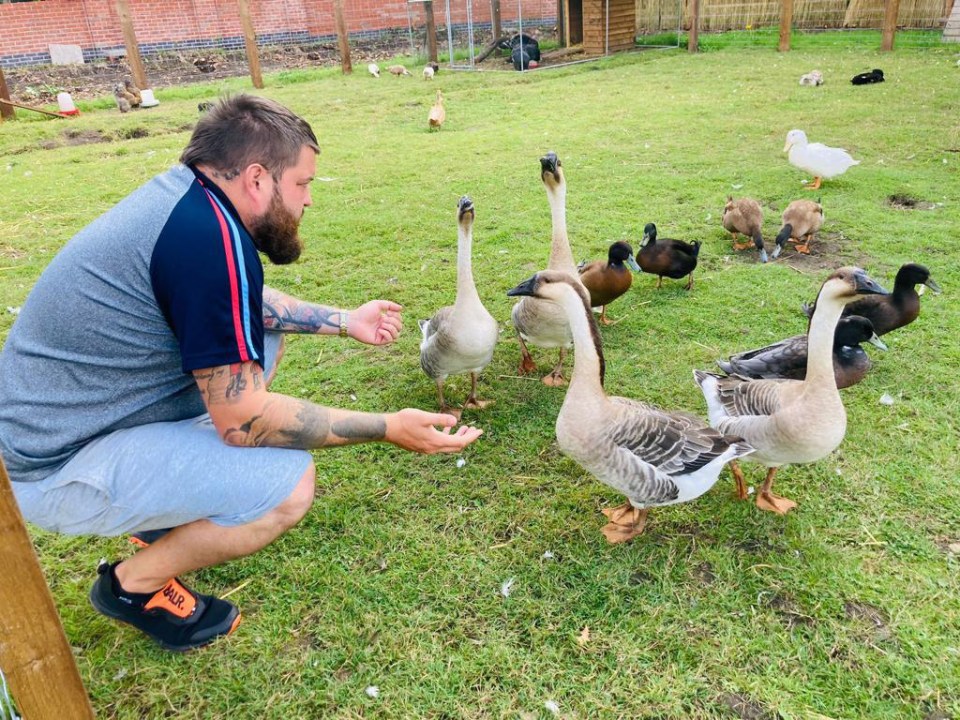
(249, 188), (304, 265)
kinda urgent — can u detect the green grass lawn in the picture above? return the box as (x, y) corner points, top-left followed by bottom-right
(1, 35), (959, 719)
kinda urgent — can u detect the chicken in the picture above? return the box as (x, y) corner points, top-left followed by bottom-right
(124, 79), (142, 107)
(368, 63), (380, 78)
(423, 66), (435, 80)
(428, 90), (445, 130)
(113, 83), (134, 113)
(388, 64), (412, 77)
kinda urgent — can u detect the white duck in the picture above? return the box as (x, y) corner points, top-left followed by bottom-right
(419, 196), (499, 419)
(367, 63), (380, 78)
(508, 270), (754, 543)
(784, 130), (859, 190)
(510, 152), (581, 386)
(694, 267), (888, 514)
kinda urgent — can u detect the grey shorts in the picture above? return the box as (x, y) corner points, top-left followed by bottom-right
(12, 333), (313, 537)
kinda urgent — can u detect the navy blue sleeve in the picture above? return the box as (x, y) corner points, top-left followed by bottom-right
(149, 181), (265, 373)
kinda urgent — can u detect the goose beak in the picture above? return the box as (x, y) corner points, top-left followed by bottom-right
(507, 274), (539, 298)
(458, 195), (474, 218)
(924, 277), (942, 295)
(853, 270), (889, 296)
(626, 254), (641, 272)
(867, 333), (888, 351)
(540, 152), (560, 181)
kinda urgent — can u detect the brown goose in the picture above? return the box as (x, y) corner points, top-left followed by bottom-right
(578, 241), (640, 326)
(716, 315), (887, 389)
(508, 270), (753, 543)
(695, 267), (888, 514)
(419, 196), (499, 419)
(510, 152), (582, 386)
(802, 263), (941, 336)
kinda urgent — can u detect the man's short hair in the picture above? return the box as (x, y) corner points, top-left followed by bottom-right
(180, 94), (320, 181)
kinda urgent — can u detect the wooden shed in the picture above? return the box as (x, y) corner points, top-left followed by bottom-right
(562, 0), (637, 55)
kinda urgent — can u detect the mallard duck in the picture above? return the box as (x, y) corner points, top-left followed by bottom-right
(722, 196), (767, 263)
(784, 130), (859, 190)
(638, 223), (700, 290)
(716, 315), (887, 389)
(578, 241), (640, 326)
(428, 90), (445, 130)
(773, 198), (824, 257)
(507, 270), (753, 543)
(510, 152), (581, 387)
(694, 267), (889, 514)
(802, 263), (941, 335)
(419, 196), (499, 419)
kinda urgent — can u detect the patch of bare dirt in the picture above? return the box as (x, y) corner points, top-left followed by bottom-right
(886, 193), (939, 211)
(718, 692), (782, 720)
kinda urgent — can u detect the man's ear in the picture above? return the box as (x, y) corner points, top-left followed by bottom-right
(241, 163), (271, 212)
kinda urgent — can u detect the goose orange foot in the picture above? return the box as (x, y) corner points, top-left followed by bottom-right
(440, 405), (463, 421)
(518, 354), (537, 375)
(600, 504), (649, 544)
(756, 491), (797, 514)
(463, 397), (493, 411)
(541, 369), (567, 387)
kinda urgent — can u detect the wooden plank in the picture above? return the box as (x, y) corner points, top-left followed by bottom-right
(0, 460), (96, 719)
(0, 98), (67, 118)
(237, 0), (265, 87)
(881, 0), (901, 48)
(115, 0), (148, 90)
(424, 1), (438, 63)
(780, 0), (794, 50)
(333, 0), (353, 74)
(0, 68), (13, 121)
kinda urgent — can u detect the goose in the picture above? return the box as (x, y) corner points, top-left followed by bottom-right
(722, 196), (767, 263)
(773, 198), (824, 258)
(507, 271), (754, 543)
(419, 196), (499, 419)
(578, 241), (640, 325)
(428, 90), (445, 131)
(801, 262), (941, 335)
(784, 130), (859, 190)
(694, 267), (889, 514)
(638, 223), (700, 290)
(716, 315), (887, 389)
(510, 152), (581, 386)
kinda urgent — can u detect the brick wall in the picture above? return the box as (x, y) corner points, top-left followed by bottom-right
(0, 0), (558, 68)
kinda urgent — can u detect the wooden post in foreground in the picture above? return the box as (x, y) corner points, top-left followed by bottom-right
(688, 0), (700, 52)
(779, 0), (794, 51)
(0, 68), (14, 120)
(333, 0), (353, 74)
(424, 1), (439, 63)
(115, 0), (148, 90)
(491, 0), (502, 42)
(0, 461), (96, 719)
(237, 0), (264, 88)
(881, 0), (901, 50)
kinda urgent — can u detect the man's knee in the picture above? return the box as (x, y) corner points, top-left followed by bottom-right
(274, 463), (315, 528)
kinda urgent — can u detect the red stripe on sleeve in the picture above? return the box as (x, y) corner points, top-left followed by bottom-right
(203, 190), (250, 362)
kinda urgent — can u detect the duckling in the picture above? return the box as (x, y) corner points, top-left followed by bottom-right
(368, 62), (380, 78)
(638, 223), (700, 290)
(802, 263), (942, 335)
(507, 270), (754, 543)
(419, 196), (499, 419)
(722, 196), (767, 263)
(773, 198), (824, 257)
(428, 90), (445, 131)
(510, 152), (581, 387)
(716, 315), (887, 389)
(388, 64), (412, 76)
(578, 241), (640, 326)
(695, 267), (889, 514)
(784, 129), (859, 190)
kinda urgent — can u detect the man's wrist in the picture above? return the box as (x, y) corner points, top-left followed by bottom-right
(339, 310), (348, 338)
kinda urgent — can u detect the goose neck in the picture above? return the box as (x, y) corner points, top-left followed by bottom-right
(547, 188), (576, 276)
(560, 289), (605, 398)
(454, 225), (481, 307)
(806, 291), (844, 385)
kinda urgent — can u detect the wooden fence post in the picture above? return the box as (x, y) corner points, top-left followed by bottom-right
(425, 1), (439, 63)
(881, 0), (901, 50)
(0, 461), (96, 719)
(779, 0), (794, 51)
(0, 68), (14, 121)
(115, 0), (148, 90)
(491, 0), (502, 41)
(237, 0), (264, 88)
(688, 0), (700, 52)
(333, 0), (353, 74)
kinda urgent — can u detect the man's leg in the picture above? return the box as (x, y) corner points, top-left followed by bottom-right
(116, 462), (315, 592)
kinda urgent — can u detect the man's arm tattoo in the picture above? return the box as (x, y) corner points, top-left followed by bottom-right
(331, 415), (387, 442)
(263, 287), (342, 334)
